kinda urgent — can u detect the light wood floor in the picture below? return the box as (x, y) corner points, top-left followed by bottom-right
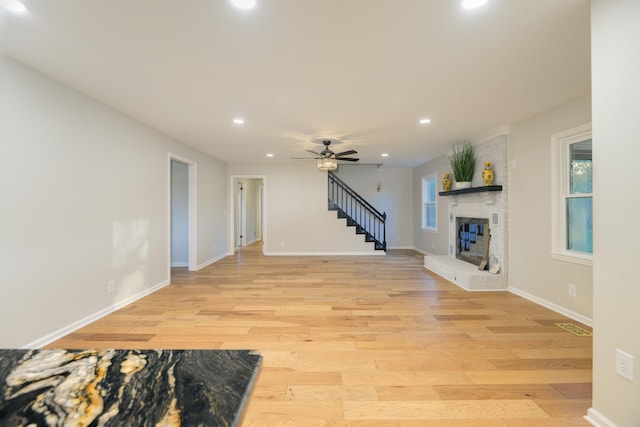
(50, 243), (592, 426)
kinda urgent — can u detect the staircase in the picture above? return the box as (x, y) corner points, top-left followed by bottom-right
(327, 171), (386, 251)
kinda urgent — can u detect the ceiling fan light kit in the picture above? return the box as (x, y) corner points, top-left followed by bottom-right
(317, 158), (338, 171)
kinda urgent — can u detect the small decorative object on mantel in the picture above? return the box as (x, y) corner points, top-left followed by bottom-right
(447, 140), (476, 190)
(482, 161), (494, 186)
(442, 172), (452, 192)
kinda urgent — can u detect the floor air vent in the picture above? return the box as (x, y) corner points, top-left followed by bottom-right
(555, 322), (592, 336)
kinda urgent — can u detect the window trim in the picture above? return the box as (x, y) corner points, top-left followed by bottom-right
(550, 123), (593, 266)
(422, 173), (437, 231)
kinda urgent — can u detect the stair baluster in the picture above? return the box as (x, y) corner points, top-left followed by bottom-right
(327, 171), (386, 251)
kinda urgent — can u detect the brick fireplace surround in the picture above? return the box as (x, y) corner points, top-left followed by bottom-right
(424, 134), (508, 291)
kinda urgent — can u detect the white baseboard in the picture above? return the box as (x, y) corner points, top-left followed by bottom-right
(386, 245), (414, 250)
(413, 247), (444, 257)
(194, 253), (228, 271)
(22, 279), (171, 349)
(509, 286), (593, 327)
(585, 408), (618, 427)
(171, 261), (188, 267)
(264, 251), (385, 256)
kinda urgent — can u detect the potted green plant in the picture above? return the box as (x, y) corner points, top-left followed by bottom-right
(447, 141), (476, 189)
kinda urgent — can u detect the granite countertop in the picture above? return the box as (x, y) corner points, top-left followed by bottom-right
(0, 349), (262, 426)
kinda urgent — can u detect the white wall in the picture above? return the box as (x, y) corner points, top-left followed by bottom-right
(228, 164), (379, 254)
(0, 56), (228, 347)
(589, 2), (640, 425)
(170, 160), (188, 266)
(334, 166), (413, 249)
(412, 156), (450, 255)
(508, 94), (592, 322)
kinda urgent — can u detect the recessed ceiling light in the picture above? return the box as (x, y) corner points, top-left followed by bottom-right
(381, 153), (389, 158)
(230, 0), (257, 10)
(233, 118), (245, 125)
(4, 0), (27, 13)
(419, 118), (432, 125)
(266, 153), (274, 158)
(462, 0), (488, 10)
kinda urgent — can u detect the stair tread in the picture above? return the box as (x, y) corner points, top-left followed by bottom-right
(329, 186), (386, 251)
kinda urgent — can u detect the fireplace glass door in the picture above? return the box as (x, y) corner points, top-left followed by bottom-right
(456, 217), (490, 267)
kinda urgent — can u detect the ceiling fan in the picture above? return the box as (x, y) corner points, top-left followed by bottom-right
(292, 139), (359, 171)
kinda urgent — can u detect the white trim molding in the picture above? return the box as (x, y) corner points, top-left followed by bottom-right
(551, 251), (593, 267)
(509, 286), (593, 327)
(412, 247), (430, 255)
(23, 279), (171, 349)
(585, 408), (619, 427)
(550, 123), (593, 266)
(171, 262), (188, 268)
(195, 253), (229, 271)
(265, 251), (385, 256)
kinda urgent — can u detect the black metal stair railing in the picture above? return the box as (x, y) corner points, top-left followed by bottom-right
(327, 171), (386, 251)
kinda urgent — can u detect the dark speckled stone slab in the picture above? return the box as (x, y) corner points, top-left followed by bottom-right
(0, 349), (262, 426)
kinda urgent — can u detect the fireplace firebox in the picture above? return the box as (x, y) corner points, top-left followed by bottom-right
(456, 217), (490, 268)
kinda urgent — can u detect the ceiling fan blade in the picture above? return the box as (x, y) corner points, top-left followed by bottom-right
(306, 149), (322, 156)
(338, 157), (359, 162)
(291, 157), (317, 160)
(335, 149), (357, 156)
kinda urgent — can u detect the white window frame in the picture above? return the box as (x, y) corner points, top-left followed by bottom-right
(550, 123), (593, 266)
(422, 173), (437, 231)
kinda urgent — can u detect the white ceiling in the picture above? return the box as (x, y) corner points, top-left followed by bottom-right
(1, 0), (591, 167)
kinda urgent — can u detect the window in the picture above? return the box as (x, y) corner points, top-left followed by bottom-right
(422, 173), (437, 230)
(551, 124), (592, 265)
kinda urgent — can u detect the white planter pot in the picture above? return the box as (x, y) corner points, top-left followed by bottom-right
(455, 181), (472, 190)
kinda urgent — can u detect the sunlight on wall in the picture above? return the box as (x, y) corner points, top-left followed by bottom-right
(112, 219), (150, 297)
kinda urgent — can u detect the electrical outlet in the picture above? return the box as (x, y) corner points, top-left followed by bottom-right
(616, 349), (634, 381)
(568, 284), (576, 298)
(107, 280), (115, 293)
(280, 241), (285, 247)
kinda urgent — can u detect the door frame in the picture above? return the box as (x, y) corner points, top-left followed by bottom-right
(257, 184), (264, 241)
(229, 175), (267, 254)
(168, 153), (197, 273)
(237, 180), (246, 249)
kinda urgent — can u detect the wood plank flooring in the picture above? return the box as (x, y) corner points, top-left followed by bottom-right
(50, 243), (592, 426)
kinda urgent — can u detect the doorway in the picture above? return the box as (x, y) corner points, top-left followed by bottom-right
(229, 176), (266, 254)
(169, 154), (197, 272)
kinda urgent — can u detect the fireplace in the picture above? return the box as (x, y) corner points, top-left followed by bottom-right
(456, 217), (490, 268)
